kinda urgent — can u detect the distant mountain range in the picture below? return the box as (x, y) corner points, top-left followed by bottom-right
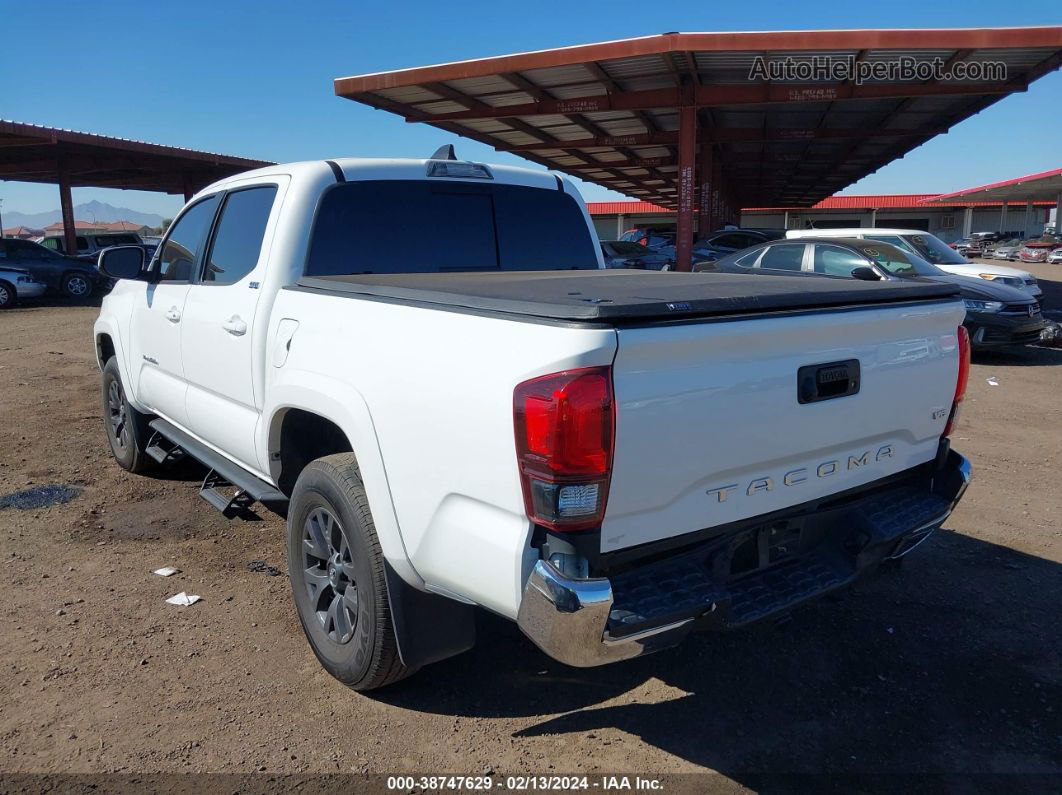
(3, 200), (165, 229)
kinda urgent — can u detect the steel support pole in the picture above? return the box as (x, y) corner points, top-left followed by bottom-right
(675, 106), (697, 272)
(711, 157), (723, 231)
(1024, 200), (1033, 238)
(1055, 191), (1062, 234)
(58, 163), (77, 257)
(999, 202), (1008, 233)
(697, 143), (713, 235)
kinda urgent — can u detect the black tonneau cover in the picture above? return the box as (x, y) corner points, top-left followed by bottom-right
(295, 270), (959, 324)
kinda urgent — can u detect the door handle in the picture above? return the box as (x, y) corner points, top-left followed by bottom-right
(165, 306), (181, 323)
(223, 315), (248, 336)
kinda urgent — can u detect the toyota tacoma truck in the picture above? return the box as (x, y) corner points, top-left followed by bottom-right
(93, 153), (972, 690)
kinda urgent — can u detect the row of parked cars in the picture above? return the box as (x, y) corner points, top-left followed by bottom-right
(607, 225), (1048, 349)
(0, 232), (159, 309)
(951, 231), (1062, 264)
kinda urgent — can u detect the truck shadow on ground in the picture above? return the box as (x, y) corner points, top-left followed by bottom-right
(379, 530), (1062, 780)
(973, 344), (1062, 368)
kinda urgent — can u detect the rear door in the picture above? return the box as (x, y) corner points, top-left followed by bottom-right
(127, 194), (221, 427)
(180, 182), (281, 470)
(810, 243), (874, 277)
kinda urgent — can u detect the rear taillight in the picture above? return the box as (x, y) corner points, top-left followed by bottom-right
(943, 326), (971, 438)
(513, 367), (614, 531)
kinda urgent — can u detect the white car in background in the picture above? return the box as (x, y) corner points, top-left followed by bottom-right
(786, 228), (1042, 299)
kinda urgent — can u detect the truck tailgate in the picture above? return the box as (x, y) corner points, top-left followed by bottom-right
(603, 299), (966, 552)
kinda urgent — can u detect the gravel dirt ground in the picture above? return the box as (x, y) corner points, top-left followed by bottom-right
(1, 263), (1060, 791)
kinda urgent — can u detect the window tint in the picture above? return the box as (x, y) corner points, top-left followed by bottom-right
(711, 234), (746, 249)
(813, 245), (870, 277)
(854, 242), (920, 277)
(202, 187), (277, 285)
(306, 181), (598, 275)
(732, 247), (764, 268)
(96, 234), (138, 247)
(41, 238), (60, 251)
(157, 195), (220, 282)
(758, 243), (806, 271)
(7, 240), (49, 259)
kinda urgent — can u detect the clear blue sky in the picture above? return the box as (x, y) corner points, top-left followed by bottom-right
(1, 0), (1059, 218)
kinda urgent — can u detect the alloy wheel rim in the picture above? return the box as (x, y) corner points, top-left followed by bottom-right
(107, 379), (128, 452)
(68, 277), (88, 296)
(302, 506), (359, 644)
(0, 286), (9, 305)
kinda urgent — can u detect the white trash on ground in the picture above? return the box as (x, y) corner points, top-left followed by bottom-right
(165, 592), (201, 606)
(153, 567), (180, 577)
(987, 377), (999, 386)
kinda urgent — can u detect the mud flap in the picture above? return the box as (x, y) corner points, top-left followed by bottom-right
(383, 562), (476, 669)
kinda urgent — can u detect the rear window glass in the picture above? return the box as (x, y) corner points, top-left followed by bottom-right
(758, 243), (805, 271)
(306, 181), (598, 275)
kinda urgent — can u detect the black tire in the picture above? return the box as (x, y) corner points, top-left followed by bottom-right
(0, 280), (15, 309)
(62, 271), (94, 300)
(102, 357), (154, 473)
(287, 454), (416, 691)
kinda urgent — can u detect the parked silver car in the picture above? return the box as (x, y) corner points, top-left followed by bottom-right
(0, 267), (48, 309)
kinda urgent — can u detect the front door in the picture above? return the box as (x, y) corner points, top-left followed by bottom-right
(128, 194), (221, 428)
(181, 183), (280, 472)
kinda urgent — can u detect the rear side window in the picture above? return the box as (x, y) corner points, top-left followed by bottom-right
(96, 234), (137, 247)
(812, 244), (869, 277)
(201, 187), (277, 285)
(758, 243), (806, 271)
(306, 181), (598, 275)
(157, 195), (220, 282)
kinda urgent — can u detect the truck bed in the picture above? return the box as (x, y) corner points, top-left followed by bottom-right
(295, 270), (959, 324)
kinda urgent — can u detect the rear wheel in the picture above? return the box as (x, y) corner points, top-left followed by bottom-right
(102, 358), (154, 473)
(287, 454), (416, 691)
(0, 280), (15, 309)
(62, 271), (94, 300)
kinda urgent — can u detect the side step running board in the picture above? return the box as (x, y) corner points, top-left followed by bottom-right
(144, 430), (187, 466)
(147, 419), (289, 518)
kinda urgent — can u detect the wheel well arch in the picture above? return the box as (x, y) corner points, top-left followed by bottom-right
(273, 408), (353, 496)
(96, 333), (116, 364)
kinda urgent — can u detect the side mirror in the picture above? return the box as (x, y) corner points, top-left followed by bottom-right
(99, 246), (146, 280)
(851, 266), (882, 281)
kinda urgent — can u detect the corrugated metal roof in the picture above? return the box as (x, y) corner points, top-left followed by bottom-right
(0, 119), (273, 195)
(335, 29), (1062, 210)
(923, 167), (1062, 202)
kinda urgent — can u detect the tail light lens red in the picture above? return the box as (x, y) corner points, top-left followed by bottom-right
(943, 326), (971, 438)
(513, 367), (615, 531)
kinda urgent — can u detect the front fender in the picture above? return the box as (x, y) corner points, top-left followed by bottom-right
(263, 372), (423, 590)
(93, 316), (147, 413)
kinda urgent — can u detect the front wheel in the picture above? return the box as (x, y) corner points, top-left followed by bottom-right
(102, 357), (154, 473)
(62, 271), (94, 300)
(287, 454), (416, 691)
(0, 280), (15, 309)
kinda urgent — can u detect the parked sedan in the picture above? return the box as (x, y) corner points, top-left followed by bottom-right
(989, 239), (1024, 261)
(1048, 248), (1062, 264)
(1018, 242), (1060, 264)
(0, 267), (48, 308)
(0, 237), (103, 298)
(599, 240), (671, 270)
(703, 237), (1046, 348)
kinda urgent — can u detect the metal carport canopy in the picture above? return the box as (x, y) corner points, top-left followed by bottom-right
(921, 167), (1062, 235)
(0, 119), (272, 254)
(334, 27), (1062, 269)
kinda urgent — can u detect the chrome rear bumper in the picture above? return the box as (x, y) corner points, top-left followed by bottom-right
(517, 451), (971, 668)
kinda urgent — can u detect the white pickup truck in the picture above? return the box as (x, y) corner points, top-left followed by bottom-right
(94, 153), (972, 690)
